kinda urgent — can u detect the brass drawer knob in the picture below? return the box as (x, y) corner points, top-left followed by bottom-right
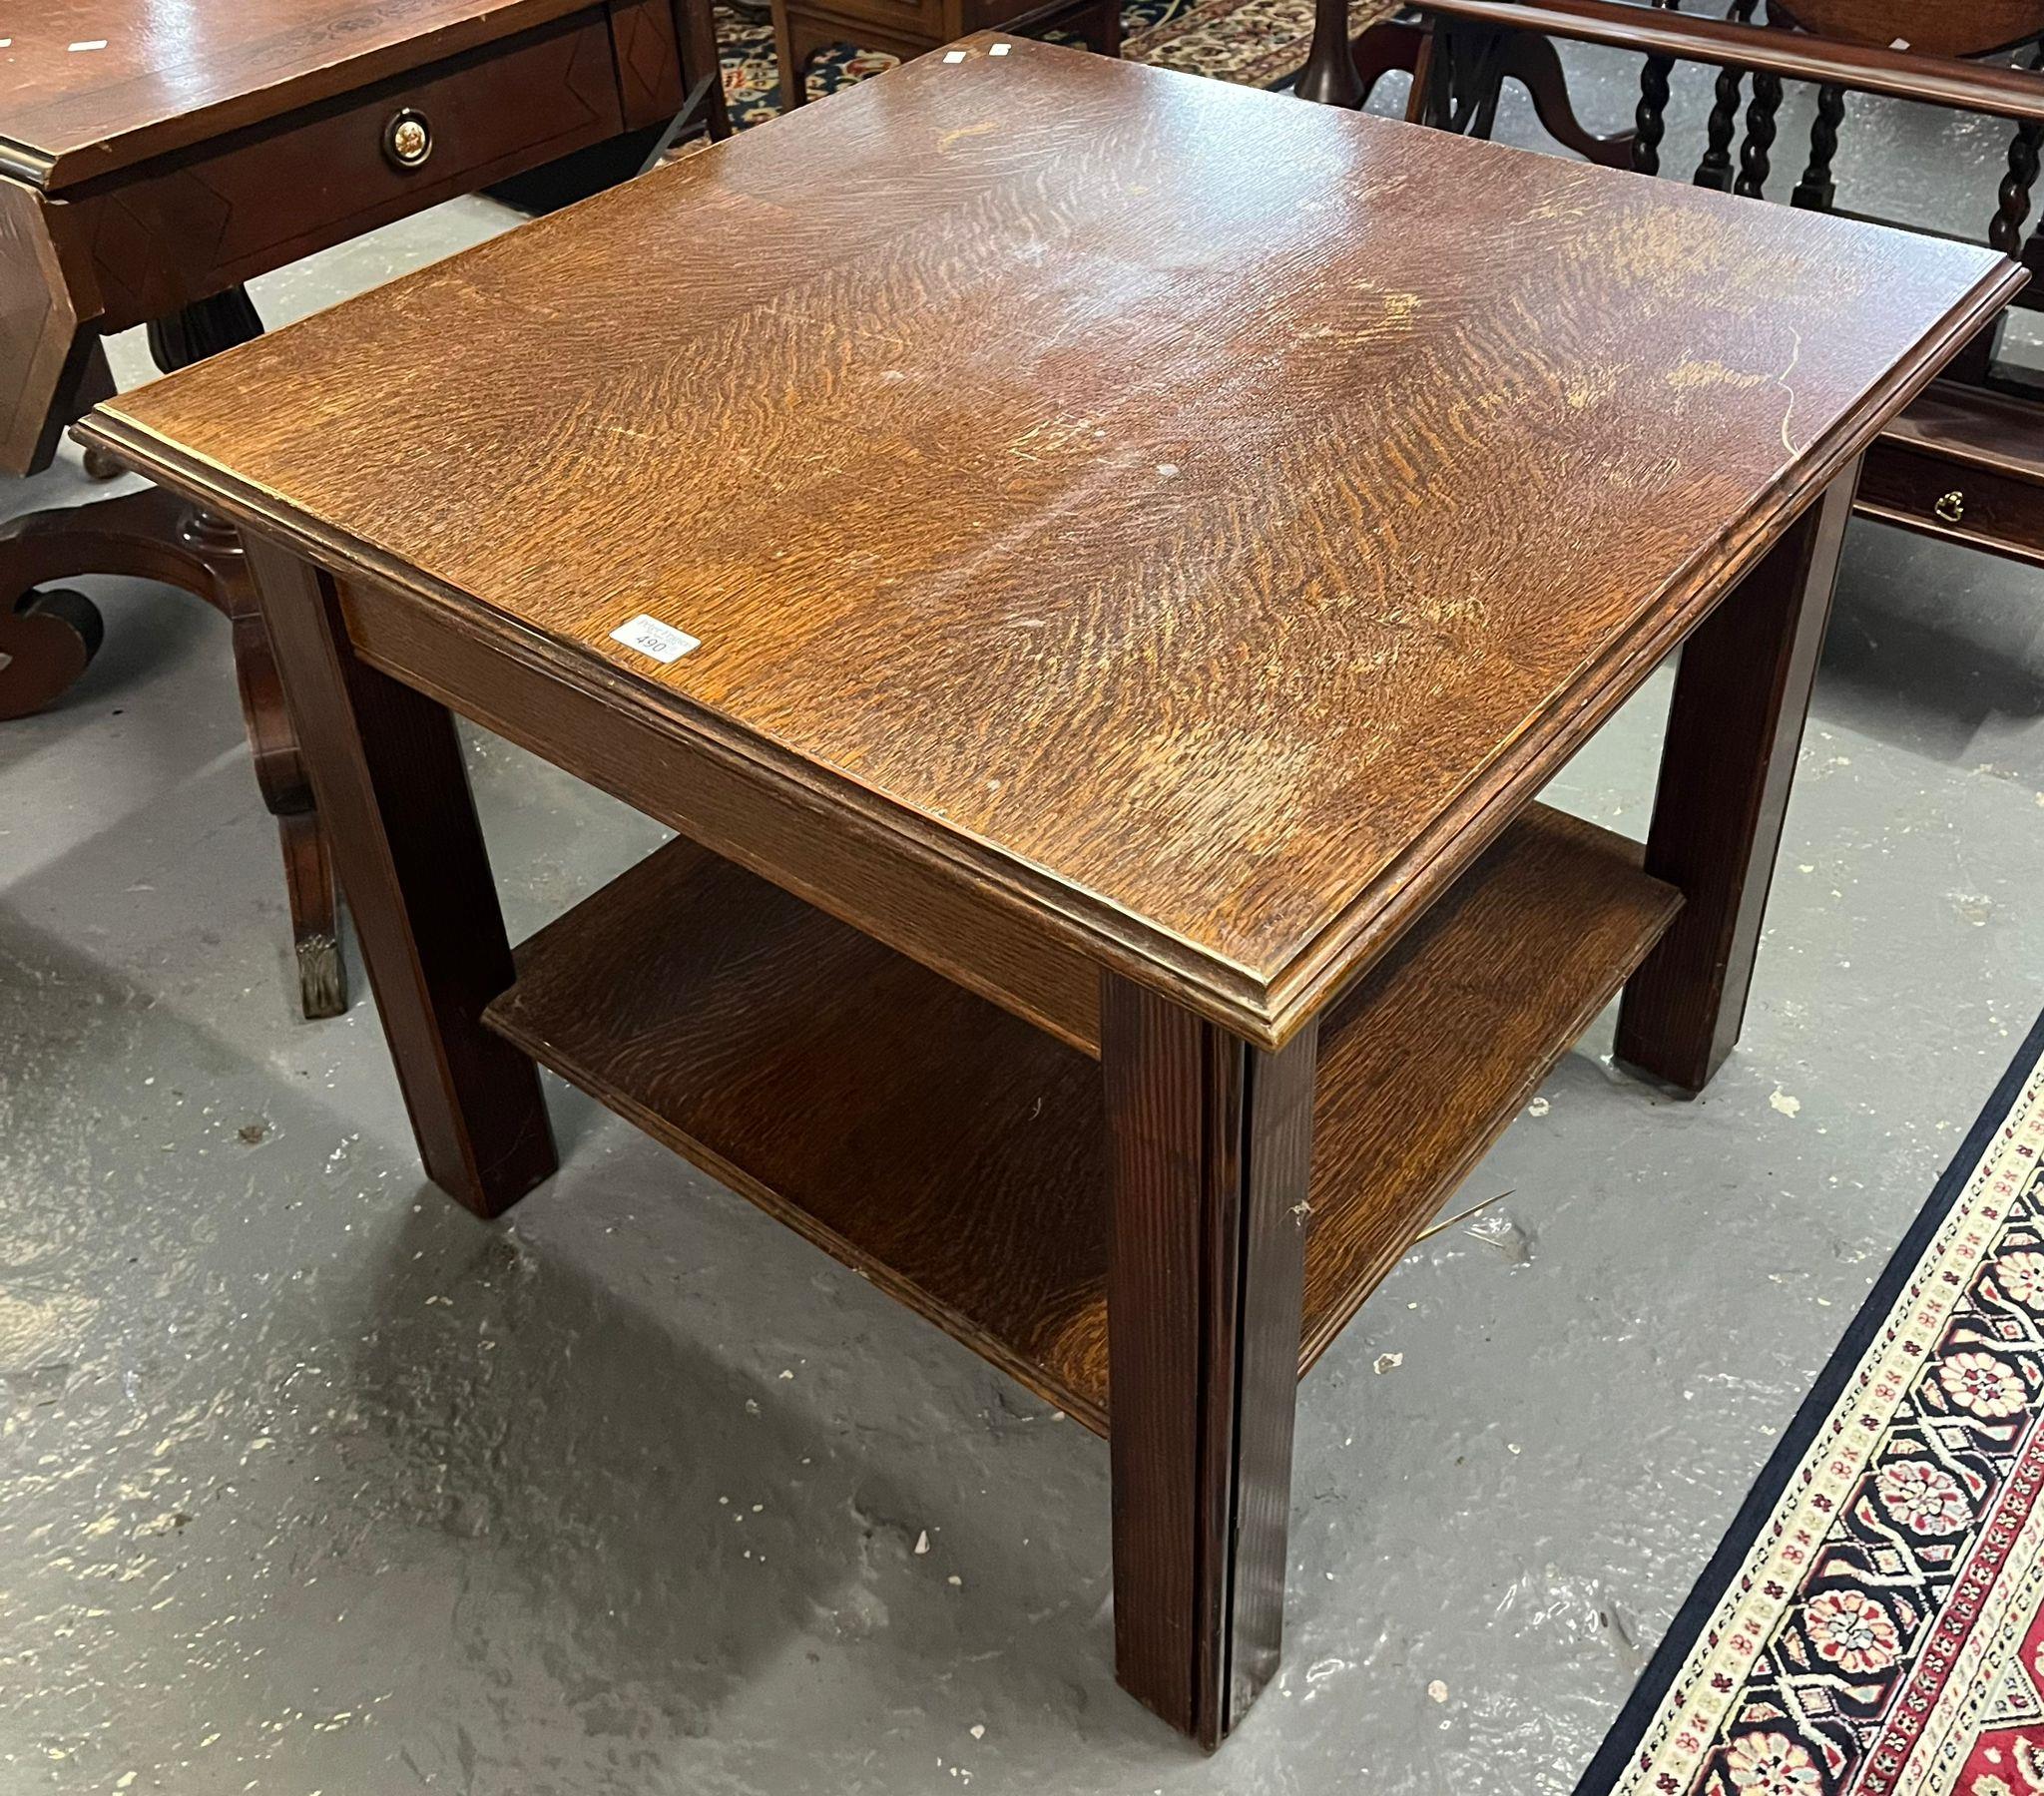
(1934, 490), (1965, 524)
(384, 109), (433, 171)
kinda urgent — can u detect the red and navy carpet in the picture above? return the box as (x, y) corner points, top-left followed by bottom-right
(710, 0), (1344, 128)
(1579, 1009), (2044, 1796)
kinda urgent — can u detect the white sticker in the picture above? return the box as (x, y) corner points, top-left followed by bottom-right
(943, 48), (967, 62)
(69, 39), (108, 50)
(1890, 35), (1909, 48)
(990, 41), (1010, 54)
(610, 615), (700, 663)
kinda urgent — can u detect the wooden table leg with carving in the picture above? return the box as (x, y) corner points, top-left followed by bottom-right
(153, 291), (344, 1018)
(0, 288), (346, 1018)
(0, 484), (345, 1016)
(208, 519), (348, 1018)
(4, 0), (716, 1017)
(1297, 4), (1634, 167)
(1616, 465), (1861, 1094)
(1104, 976), (1319, 1747)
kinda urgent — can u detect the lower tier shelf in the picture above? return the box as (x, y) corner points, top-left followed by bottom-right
(482, 803), (1680, 1436)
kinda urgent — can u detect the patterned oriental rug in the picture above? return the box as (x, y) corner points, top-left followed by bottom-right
(1578, 1008), (2044, 1796)
(711, 0), (1388, 128)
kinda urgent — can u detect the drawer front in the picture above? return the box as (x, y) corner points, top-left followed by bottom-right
(788, 0), (945, 44)
(79, 11), (630, 332)
(1857, 437), (2044, 568)
(609, 0), (691, 125)
(961, 0), (1059, 30)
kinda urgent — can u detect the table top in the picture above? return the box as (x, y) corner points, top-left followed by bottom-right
(0, 0), (591, 189)
(83, 39), (2019, 1043)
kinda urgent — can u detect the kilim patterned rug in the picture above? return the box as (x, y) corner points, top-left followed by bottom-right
(711, 0), (1382, 128)
(1578, 1008), (2044, 1796)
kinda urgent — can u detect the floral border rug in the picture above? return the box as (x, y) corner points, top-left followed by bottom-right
(1578, 1008), (2044, 1796)
(711, 0), (1338, 128)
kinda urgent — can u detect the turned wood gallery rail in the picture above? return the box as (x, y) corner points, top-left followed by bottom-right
(75, 39), (2018, 1747)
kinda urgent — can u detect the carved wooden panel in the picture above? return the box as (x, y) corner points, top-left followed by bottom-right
(607, 0), (689, 125)
(0, 182), (100, 475)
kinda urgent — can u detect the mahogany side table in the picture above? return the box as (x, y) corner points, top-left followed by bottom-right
(0, 0), (725, 1014)
(78, 40), (2017, 1746)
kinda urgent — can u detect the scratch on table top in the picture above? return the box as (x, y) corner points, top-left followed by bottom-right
(937, 120), (998, 152)
(1006, 413), (1101, 461)
(760, 301), (908, 354)
(1774, 324), (1804, 456)
(1565, 367), (1619, 410)
(1667, 357), (1767, 393)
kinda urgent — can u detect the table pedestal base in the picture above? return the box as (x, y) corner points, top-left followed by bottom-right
(2, 285), (343, 1019)
(0, 484), (345, 1020)
(1295, 3), (1635, 171)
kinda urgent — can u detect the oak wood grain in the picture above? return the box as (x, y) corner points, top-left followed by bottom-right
(479, 800), (1677, 1432)
(81, 38), (2017, 1049)
(1297, 804), (1679, 1368)
(338, 570), (1105, 1054)
(485, 827), (1118, 1426)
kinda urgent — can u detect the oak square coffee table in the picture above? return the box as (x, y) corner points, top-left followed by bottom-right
(78, 38), (2018, 1747)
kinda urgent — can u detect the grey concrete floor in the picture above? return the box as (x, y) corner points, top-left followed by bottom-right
(4, 47), (2044, 1796)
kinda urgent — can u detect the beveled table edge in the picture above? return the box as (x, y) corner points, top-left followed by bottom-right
(73, 251), (2025, 1052)
(74, 409), (1289, 1042)
(1263, 250), (2027, 1033)
(0, 140), (57, 190)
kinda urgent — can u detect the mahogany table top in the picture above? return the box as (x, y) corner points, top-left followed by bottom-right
(0, 0), (594, 188)
(82, 38), (2019, 1043)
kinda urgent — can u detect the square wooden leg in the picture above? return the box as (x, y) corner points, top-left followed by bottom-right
(1080, 0), (1122, 59)
(1615, 464), (1860, 1094)
(1102, 973), (1318, 1747)
(770, 0), (810, 110)
(244, 536), (557, 1216)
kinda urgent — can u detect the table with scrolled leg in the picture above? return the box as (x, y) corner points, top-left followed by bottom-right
(2, 0), (726, 1013)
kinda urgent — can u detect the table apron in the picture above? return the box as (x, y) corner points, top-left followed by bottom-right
(337, 572), (1108, 1057)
